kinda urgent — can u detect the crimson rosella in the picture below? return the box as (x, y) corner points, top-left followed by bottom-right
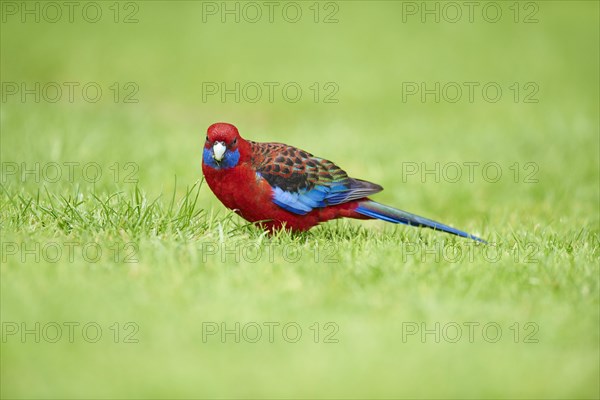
(202, 123), (485, 242)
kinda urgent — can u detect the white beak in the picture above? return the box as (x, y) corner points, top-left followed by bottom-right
(213, 142), (226, 162)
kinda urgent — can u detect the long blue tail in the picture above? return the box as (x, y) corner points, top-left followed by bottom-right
(355, 200), (486, 243)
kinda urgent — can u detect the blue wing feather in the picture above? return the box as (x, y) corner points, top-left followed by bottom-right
(271, 180), (381, 215)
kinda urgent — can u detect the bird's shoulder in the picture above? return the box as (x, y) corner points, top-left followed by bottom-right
(249, 141), (311, 164)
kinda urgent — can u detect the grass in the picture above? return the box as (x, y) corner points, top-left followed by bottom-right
(1, 1), (599, 399)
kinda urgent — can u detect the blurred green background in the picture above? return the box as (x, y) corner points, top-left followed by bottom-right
(1, 1), (599, 398)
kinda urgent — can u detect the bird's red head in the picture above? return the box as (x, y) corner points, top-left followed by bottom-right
(206, 122), (241, 146)
(203, 123), (245, 169)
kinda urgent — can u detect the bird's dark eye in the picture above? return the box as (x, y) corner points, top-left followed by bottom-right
(232, 138), (237, 145)
(205, 135), (209, 142)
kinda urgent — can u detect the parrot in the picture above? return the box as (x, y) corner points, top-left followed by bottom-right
(202, 122), (485, 243)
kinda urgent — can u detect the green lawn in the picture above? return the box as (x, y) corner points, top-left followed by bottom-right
(1, 1), (599, 398)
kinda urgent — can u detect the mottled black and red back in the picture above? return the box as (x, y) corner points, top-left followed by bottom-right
(249, 141), (382, 214)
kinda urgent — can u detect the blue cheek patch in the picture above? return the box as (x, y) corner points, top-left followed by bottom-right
(203, 148), (240, 170)
(203, 148), (218, 168)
